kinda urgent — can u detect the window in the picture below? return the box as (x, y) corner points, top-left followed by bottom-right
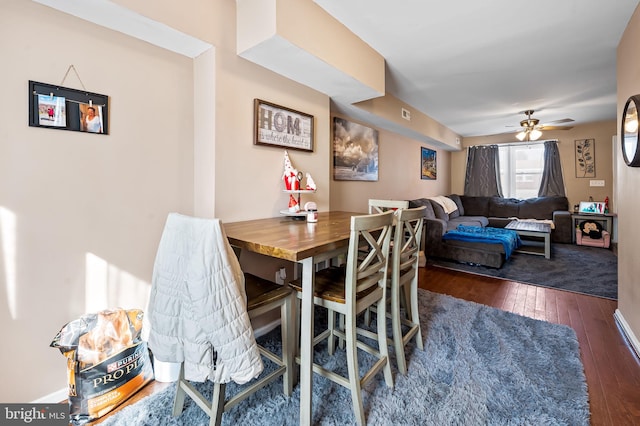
(498, 142), (545, 199)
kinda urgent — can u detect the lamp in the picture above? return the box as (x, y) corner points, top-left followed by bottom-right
(515, 110), (543, 141)
(529, 129), (542, 140)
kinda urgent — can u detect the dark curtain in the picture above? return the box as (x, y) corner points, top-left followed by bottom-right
(464, 145), (503, 197)
(538, 140), (566, 197)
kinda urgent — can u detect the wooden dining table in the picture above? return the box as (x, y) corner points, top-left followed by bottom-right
(223, 211), (364, 425)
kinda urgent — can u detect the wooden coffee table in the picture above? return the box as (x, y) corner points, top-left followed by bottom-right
(505, 220), (552, 259)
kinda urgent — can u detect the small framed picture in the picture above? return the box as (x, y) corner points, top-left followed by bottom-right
(79, 103), (104, 134)
(254, 99), (314, 152)
(421, 147), (437, 180)
(37, 94), (66, 128)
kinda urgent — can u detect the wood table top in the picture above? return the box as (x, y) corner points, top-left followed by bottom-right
(223, 211), (366, 262)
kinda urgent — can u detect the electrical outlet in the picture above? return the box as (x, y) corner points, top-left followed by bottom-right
(590, 180), (605, 187)
(401, 108), (411, 121)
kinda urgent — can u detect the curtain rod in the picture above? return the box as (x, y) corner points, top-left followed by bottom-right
(473, 139), (559, 148)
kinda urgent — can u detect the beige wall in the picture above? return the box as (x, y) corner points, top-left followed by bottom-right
(1, 0), (194, 402)
(0, 0), (401, 402)
(453, 121), (617, 211)
(330, 114), (451, 212)
(617, 3), (640, 348)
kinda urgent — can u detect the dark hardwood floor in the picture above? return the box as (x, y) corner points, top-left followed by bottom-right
(92, 265), (640, 425)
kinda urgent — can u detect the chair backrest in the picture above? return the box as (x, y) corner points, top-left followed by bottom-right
(392, 206), (425, 286)
(345, 211), (394, 301)
(368, 199), (409, 215)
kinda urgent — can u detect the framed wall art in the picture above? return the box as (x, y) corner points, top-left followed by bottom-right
(421, 147), (437, 180)
(254, 99), (314, 152)
(333, 117), (379, 181)
(29, 80), (109, 134)
(575, 138), (595, 178)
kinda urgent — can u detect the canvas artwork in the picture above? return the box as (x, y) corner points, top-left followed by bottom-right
(37, 94), (66, 127)
(421, 147), (437, 179)
(333, 117), (379, 181)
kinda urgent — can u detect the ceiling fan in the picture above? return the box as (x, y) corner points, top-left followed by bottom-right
(513, 110), (574, 141)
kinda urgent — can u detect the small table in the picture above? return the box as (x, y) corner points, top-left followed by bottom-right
(505, 220), (552, 259)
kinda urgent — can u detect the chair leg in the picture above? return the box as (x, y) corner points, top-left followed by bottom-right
(345, 310), (365, 426)
(338, 313), (346, 350)
(410, 280), (424, 351)
(210, 383), (225, 426)
(363, 307), (372, 326)
(328, 308), (336, 355)
(392, 283), (408, 375)
(282, 294), (295, 395)
(377, 297), (394, 387)
(172, 364), (187, 417)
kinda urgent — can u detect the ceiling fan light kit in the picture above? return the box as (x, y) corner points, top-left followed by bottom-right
(515, 110), (543, 141)
(506, 110), (573, 140)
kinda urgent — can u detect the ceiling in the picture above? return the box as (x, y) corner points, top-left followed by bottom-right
(314, 0), (639, 137)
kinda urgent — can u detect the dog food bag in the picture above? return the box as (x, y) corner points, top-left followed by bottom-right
(50, 308), (154, 425)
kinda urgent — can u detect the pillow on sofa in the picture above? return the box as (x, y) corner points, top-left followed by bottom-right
(459, 196), (490, 217)
(428, 200), (449, 220)
(408, 198), (437, 219)
(489, 197), (520, 218)
(447, 194), (465, 216)
(518, 196), (569, 219)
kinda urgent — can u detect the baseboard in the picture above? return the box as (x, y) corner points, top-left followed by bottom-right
(614, 309), (640, 360)
(32, 387), (67, 403)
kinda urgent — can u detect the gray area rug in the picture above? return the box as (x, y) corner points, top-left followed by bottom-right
(100, 290), (589, 425)
(428, 243), (617, 300)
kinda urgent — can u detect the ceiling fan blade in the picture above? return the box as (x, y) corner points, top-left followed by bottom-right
(543, 118), (574, 125)
(538, 125), (573, 131)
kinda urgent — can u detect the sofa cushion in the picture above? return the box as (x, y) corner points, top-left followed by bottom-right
(459, 196), (490, 217)
(428, 200), (449, 221)
(408, 198), (436, 219)
(518, 196), (569, 220)
(447, 194), (464, 217)
(489, 197), (520, 218)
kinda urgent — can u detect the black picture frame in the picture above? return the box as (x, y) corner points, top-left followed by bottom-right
(29, 80), (109, 135)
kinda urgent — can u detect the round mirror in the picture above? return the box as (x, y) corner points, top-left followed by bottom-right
(622, 95), (640, 167)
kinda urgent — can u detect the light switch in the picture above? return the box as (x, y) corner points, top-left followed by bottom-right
(589, 180), (605, 187)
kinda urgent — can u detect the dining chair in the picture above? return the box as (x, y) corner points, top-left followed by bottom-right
(289, 210), (394, 426)
(147, 213), (295, 426)
(172, 272), (295, 426)
(363, 199), (409, 326)
(387, 206), (425, 375)
(368, 198), (409, 214)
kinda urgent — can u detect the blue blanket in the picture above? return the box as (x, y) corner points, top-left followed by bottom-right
(442, 225), (522, 259)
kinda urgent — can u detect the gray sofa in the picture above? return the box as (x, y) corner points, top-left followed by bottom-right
(408, 194), (571, 268)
